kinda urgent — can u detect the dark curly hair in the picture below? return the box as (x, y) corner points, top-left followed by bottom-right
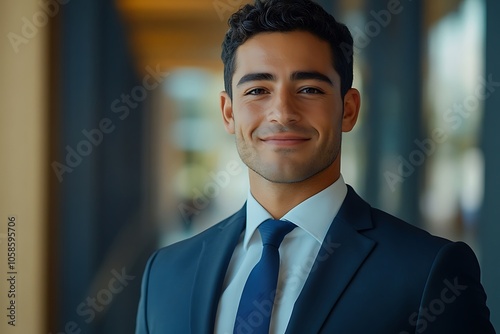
(221, 0), (354, 99)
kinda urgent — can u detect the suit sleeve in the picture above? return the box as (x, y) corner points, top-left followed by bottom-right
(415, 241), (495, 333)
(135, 250), (159, 334)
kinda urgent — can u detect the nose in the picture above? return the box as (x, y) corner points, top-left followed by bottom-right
(268, 88), (300, 125)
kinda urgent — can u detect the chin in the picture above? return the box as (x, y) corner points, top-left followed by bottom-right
(252, 166), (317, 184)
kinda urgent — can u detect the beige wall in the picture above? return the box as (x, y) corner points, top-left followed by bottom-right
(0, 0), (48, 333)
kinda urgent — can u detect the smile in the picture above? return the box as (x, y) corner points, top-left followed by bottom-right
(260, 134), (311, 147)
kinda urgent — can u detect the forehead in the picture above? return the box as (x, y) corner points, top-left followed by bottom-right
(233, 31), (337, 78)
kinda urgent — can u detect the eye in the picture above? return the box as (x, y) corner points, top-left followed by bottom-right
(245, 88), (269, 96)
(299, 87), (324, 94)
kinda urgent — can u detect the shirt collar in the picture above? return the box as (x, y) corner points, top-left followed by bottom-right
(244, 175), (348, 250)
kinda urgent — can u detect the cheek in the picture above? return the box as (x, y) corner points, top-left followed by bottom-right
(233, 102), (265, 137)
(311, 108), (343, 139)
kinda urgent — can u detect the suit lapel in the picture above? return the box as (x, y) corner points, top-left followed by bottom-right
(286, 186), (376, 334)
(190, 205), (246, 334)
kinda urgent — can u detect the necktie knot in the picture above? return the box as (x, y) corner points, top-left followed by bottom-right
(258, 219), (296, 248)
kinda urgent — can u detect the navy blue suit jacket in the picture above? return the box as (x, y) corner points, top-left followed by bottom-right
(136, 186), (495, 333)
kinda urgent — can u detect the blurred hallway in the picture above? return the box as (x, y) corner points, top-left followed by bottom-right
(0, 0), (498, 333)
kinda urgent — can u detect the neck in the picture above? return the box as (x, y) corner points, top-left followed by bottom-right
(249, 162), (340, 219)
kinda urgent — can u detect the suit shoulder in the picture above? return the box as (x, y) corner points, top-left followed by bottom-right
(370, 207), (449, 241)
(367, 207), (453, 255)
(150, 208), (245, 266)
(364, 207), (483, 290)
(344, 186), (450, 251)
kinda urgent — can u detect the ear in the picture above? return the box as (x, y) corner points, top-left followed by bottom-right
(220, 91), (235, 134)
(342, 88), (361, 132)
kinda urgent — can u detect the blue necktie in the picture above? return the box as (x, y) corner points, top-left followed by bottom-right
(233, 219), (296, 334)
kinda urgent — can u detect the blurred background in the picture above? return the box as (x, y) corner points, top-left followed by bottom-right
(0, 0), (498, 333)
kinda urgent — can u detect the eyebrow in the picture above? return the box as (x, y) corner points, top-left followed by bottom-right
(236, 73), (275, 87)
(291, 71), (333, 86)
(236, 71), (334, 87)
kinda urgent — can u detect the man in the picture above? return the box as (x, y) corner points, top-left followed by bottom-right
(135, 0), (495, 333)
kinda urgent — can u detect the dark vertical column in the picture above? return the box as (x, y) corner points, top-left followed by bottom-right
(364, 0), (423, 224)
(56, 0), (150, 333)
(479, 0), (500, 329)
(95, 1), (149, 333)
(58, 1), (102, 332)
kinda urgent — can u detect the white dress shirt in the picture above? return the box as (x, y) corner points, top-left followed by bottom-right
(214, 175), (347, 334)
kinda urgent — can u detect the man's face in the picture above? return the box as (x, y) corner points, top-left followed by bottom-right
(221, 31), (359, 184)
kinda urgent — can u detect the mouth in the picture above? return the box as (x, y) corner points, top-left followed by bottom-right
(260, 134), (311, 147)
